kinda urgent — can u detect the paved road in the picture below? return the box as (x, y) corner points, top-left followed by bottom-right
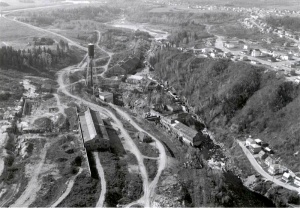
(237, 140), (300, 193)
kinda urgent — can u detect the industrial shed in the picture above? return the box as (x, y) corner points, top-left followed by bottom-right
(171, 120), (204, 147)
(78, 108), (110, 151)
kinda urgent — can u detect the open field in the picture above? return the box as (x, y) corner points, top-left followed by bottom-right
(0, 0), (64, 11)
(0, 17), (50, 48)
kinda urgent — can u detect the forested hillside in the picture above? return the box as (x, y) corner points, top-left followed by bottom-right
(265, 16), (300, 31)
(151, 49), (300, 171)
(0, 41), (80, 77)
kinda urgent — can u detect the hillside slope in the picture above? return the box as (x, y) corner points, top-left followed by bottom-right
(152, 49), (300, 172)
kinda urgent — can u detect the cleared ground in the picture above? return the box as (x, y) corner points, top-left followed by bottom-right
(0, 17), (48, 48)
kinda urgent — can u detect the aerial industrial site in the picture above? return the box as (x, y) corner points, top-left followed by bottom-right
(0, 0), (300, 207)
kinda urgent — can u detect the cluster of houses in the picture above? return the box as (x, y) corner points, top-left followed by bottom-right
(246, 137), (300, 185)
(189, 4), (300, 17)
(249, 18), (300, 41)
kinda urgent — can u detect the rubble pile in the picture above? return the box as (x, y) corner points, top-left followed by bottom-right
(154, 170), (184, 207)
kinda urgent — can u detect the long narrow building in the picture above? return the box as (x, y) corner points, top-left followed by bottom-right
(78, 108), (110, 151)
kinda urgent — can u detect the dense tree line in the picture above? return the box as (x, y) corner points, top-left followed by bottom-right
(168, 27), (212, 47)
(265, 15), (300, 31)
(0, 40), (76, 75)
(127, 9), (242, 26)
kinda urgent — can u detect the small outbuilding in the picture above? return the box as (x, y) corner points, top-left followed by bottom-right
(166, 104), (182, 113)
(258, 150), (268, 161)
(249, 143), (261, 154)
(246, 138), (255, 146)
(137, 132), (152, 143)
(254, 138), (262, 145)
(282, 172), (293, 183)
(263, 147), (273, 154)
(268, 164), (284, 175)
(99, 91), (114, 103)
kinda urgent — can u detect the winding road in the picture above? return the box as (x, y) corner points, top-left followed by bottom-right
(2, 6), (168, 207)
(51, 168), (83, 207)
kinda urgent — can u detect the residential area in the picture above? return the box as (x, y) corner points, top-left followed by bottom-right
(244, 137), (300, 187)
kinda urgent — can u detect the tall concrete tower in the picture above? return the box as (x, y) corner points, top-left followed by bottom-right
(86, 43), (94, 87)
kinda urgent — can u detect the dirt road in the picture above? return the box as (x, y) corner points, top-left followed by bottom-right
(92, 152), (106, 207)
(111, 105), (167, 207)
(10, 143), (50, 207)
(6, 7), (167, 206)
(95, 30), (114, 76)
(2, 14), (87, 52)
(51, 167), (83, 207)
(57, 65), (149, 206)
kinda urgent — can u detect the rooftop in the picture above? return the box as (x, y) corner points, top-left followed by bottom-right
(79, 108), (109, 143)
(99, 91), (113, 97)
(255, 138), (262, 143)
(172, 120), (198, 140)
(250, 143), (261, 148)
(127, 75), (144, 80)
(264, 147), (272, 152)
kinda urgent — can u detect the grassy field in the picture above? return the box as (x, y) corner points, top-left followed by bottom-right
(0, 0), (63, 11)
(0, 17), (49, 48)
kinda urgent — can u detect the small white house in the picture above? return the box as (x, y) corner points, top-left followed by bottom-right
(224, 42), (236, 49)
(99, 91), (114, 103)
(126, 75), (144, 84)
(294, 176), (300, 186)
(281, 54), (293, 61)
(251, 49), (261, 57)
(246, 138), (254, 146)
(243, 45), (250, 50)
